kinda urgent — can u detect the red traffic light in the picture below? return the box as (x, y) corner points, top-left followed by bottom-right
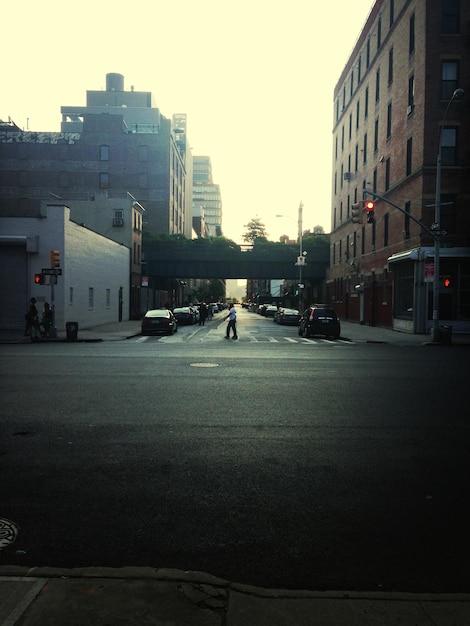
(443, 277), (451, 288)
(365, 200), (375, 223)
(34, 273), (45, 285)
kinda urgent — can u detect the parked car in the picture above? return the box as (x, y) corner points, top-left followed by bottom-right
(298, 305), (340, 339)
(173, 306), (196, 325)
(141, 309), (178, 335)
(264, 305), (278, 318)
(277, 308), (301, 325)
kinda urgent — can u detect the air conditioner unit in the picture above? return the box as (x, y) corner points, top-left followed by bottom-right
(402, 230), (410, 240)
(407, 104), (414, 115)
(343, 172), (351, 181)
(113, 218), (124, 227)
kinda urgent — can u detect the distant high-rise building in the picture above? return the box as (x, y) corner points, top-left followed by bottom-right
(192, 156), (222, 237)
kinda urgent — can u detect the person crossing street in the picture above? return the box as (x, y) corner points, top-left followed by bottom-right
(224, 303), (238, 340)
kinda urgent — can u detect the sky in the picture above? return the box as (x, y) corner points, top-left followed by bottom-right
(2, 0), (374, 244)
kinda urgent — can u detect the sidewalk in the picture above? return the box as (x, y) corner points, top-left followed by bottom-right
(1, 318), (469, 345)
(1, 566), (470, 626)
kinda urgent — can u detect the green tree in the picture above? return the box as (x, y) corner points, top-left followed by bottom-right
(242, 217), (268, 245)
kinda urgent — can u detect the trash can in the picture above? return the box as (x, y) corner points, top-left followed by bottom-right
(439, 325), (452, 345)
(65, 321), (78, 341)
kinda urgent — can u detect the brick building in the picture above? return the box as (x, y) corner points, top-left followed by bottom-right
(328, 0), (470, 334)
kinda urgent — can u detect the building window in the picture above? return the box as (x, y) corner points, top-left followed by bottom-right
(404, 201), (411, 239)
(365, 87), (369, 118)
(390, 0), (395, 27)
(377, 16), (382, 50)
(106, 289), (111, 308)
(374, 117), (379, 152)
(409, 13), (415, 55)
(385, 158), (391, 190)
(406, 137), (413, 175)
(442, 0), (459, 34)
(384, 213), (389, 247)
(441, 193), (457, 233)
(373, 167), (377, 193)
(363, 133), (368, 164)
(88, 287), (94, 310)
(388, 48), (394, 84)
(387, 102), (392, 138)
(356, 100), (360, 129)
(355, 144), (359, 171)
(99, 172), (109, 189)
(375, 68), (380, 103)
(408, 75), (415, 110)
(441, 61), (459, 99)
(441, 127), (457, 165)
(393, 261), (414, 319)
(113, 210), (124, 227)
(69, 287), (74, 305)
(366, 37), (371, 67)
(357, 56), (362, 83)
(100, 145), (109, 161)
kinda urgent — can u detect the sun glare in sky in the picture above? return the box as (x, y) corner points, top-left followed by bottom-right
(3, 0), (374, 243)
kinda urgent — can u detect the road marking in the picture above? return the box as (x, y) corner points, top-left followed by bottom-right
(0, 518), (19, 551)
(190, 362), (220, 367)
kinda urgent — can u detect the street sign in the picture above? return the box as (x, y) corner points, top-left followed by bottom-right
(42, 268), (62, 275)
(424, 263), (434, 283)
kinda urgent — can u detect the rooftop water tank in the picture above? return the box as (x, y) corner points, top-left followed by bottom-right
(106, 73), (124, 92)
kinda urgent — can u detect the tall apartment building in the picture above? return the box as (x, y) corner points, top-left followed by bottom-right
(328, 0), (469, 334)
(192, 156), (223, 237)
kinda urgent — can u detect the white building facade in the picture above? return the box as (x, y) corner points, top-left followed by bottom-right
(0, 205), (130, 331)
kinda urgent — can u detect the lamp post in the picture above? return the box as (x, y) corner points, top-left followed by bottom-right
(276, 201), (304, 311)
(431, 87), (464, 342)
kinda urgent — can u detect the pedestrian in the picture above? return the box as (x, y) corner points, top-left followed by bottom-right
(25, 297), (41, 339)
(40, 302), (53, 337)
(199, 302), (208, 326)
(224, 303), (238, 340)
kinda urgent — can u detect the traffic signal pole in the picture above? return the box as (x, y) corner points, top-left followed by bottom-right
(362, 187), (442, 340)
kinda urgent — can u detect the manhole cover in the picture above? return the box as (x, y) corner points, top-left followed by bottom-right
(0, 518), (19, 550)
(189, 363), (220, 368)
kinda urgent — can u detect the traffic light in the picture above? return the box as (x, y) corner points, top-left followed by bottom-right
(50, 249), (60, 268)
(351, 202), (362, 223)
(365, 200), (375, 223)
(442, 276), (452, 289)
(34, 273), (45, 285)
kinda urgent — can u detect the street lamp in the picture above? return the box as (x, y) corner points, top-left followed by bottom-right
(276, 201), (305, 311)
(431, 87), (464, 342)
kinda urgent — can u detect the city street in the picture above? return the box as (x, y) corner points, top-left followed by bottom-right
(1, 308), (469, 593)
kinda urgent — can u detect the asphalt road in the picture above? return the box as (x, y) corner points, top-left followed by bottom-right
(1, 310), (469, 592)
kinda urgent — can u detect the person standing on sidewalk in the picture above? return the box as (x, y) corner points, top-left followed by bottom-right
(199, 302), (208, 325)
(224, 303), (238, 340)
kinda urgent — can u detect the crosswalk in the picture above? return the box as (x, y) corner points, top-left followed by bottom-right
(135, 331), (352, 345)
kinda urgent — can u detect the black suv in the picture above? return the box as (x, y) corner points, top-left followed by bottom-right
(298, 305), (341, 339)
